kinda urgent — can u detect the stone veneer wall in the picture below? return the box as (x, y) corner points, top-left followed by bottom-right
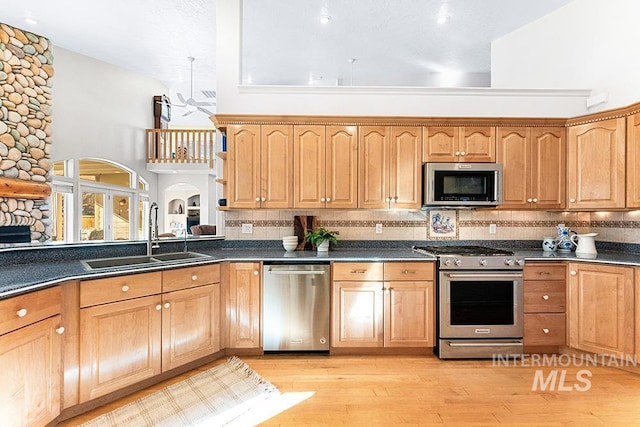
(0, 23), (53, 242)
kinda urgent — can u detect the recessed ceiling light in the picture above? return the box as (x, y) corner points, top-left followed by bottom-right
(320, 6), (331, 24)
(437, 14), (450, 25)
(25, 17), (38, 25)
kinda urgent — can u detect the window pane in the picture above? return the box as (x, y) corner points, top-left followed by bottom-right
(113, 195), (131, 240)
(53, 161), (66, 177)
(79, 159), (132, 188)
(51, 192), (66, 241)
(139, 200), (146, 239)
(82, 191), (105, 241)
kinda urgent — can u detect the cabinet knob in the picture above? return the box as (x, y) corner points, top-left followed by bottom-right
(164, 302), (171, 309)
(570, 270), (577, 276)
(569, 198), (576, 203)
(542, 294), (550, 300)
(542, 328), (550, 334)
(527, 198), (533, 203)
(56, 326), (65, 335)
(385, 197), (391, 202)
(320, 197), (326, 202)
(460, 151), (466, 156)
(393, 196), (398, 201)
(455, 151), (460, 156)
(253, 270), (259, 276)
(261, 197), (266, 202)
(121, 285), (129, 292)
(191, 274), (198, 281)
(532, 198), (538, 203)
(255, 197), (260, 202)
(326, 197), (331, 202)
(16, 308), (27, 318)
(156, 304), (162, 311)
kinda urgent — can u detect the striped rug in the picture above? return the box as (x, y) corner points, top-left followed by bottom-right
(81, 356), (279, 427)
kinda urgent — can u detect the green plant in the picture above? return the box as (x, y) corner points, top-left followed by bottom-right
(305, 227), (339, 246)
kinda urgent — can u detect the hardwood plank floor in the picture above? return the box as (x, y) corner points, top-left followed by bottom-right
(59, 354), (640, 426)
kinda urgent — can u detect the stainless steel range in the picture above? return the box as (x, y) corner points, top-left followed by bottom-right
(413, 245), (525, 359)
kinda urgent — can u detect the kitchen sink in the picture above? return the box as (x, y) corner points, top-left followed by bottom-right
(81, 252), (211, 271)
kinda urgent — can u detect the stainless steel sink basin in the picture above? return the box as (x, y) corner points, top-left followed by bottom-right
(81, 252), (210, 270)
(81, 255), (160, 270)
(152, 252), (210, 262)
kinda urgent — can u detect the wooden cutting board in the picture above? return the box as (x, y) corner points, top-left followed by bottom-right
(293, 215), (316, 250)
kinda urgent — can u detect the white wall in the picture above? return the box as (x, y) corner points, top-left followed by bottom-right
(216, 0), (590, 117)
(157, 173), (217, 234)
(51, 46), (168, 201)
(491, 0), (640, 111)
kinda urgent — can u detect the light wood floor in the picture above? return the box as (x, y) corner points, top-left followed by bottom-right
(59, 354), (640, 426)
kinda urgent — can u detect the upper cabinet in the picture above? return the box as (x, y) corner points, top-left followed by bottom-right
(497, 127), (565, 210)
(227, 124), (293, 209)
(294, 125), (358, 209)
(567, 118), (626, 210)
(423, 126), (495, 163)
(359, 126), (422, 209)
(627, 112), (640, 208)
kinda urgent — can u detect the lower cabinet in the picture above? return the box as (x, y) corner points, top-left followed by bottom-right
(568, 262), (635, 358)
(331, 262), (435, 348)
(227, 262), (261, 349)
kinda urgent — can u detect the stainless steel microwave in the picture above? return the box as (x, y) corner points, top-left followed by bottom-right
(423, 162), (503, 207)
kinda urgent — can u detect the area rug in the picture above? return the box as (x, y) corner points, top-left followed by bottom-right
(80, 356), (279, 427)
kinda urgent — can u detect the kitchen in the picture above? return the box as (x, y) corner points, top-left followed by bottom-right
(3, 0), (640, 425)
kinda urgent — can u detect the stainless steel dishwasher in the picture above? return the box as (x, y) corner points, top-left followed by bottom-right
(262, 262), (330, 351)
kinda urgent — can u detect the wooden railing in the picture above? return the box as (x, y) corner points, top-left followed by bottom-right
(146, 129), (216, 168)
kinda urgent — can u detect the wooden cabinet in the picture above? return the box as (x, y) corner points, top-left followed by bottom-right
(79, 265), (221, 401)
(523, 263), (566, 350)
(568, 263), (635, 358)
(0, 288), (63, 427)
(331, 262), (435, 349)
(359, 126), (422, 209)
(227, 124), (293, 208)
(567, 118), (626, 210)
(423, 126), (495, 162)
(627, 112), (640, 207)
(497, 127), (565, 209)
(294, 125), (358, 208)
(227, 262), (261, 349)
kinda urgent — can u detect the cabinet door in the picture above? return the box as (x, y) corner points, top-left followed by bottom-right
(423, 127), (459, 162)
(389, 127), (422, 209)
(228, 263), (261, 349)
(326, 126), (358, 208)
(568, 263), (634, 358)
(384, 281), (434, 347)
(497, 127), (531, 209)
(162, 284), (221, 371)
(459, 126), (496, 162)
(228, 125), (261, 208)
(294, 125), (326, 208)
(332, 282), (384, 347)
(80, 295), (162, 402)
(262, 125), (293, 208)
(0, 315), (62, 427)
(567, 118), (626, 210)
(627, 112), (640, 207)
(359, 126), (389, 209)
(531, 127), (565, 210)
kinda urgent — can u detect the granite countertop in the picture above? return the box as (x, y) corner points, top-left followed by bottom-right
(3, 246), (640, 300)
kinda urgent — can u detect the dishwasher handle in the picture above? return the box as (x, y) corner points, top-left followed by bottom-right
(267, 268), (326, 276)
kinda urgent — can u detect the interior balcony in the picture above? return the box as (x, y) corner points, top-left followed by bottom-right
(145, 128), (216, 174)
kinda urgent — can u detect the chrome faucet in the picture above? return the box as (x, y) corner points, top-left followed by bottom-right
(183, 222), (189, 252)
(147, 202), (159, 256)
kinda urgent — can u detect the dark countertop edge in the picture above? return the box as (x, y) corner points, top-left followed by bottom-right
(3, 248), (640, 300)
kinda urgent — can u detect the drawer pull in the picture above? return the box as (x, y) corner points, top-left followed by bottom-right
(538, 271), (551, 275)
(350, 270), (367, 274)
(121, 285), (129, 292)
(156, 304), (162, 311)
(164, 302), (171, 309)
(542, 328), (550, 334)
(402, 270), (417, 274)
(570, 271), (577, 276)
(16, 308), (27, 318)
(542, 294), (550, 300)
(191, 274), (198, 281)
(56, 326), (65, 335)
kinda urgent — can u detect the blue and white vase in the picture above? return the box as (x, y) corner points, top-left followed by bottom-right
(556, 226), (576, 252)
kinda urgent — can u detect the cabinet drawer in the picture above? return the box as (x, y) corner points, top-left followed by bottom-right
(524, 282), (566, 313)
(524, 264), (566, 281)
(163, 264), (220, 292)
(524, 313), (566, 346)
(80, 272), (162, 308)
(0, 286), (61, 336)
(384, 262), (434, 281)
(333, 262), (383, 281)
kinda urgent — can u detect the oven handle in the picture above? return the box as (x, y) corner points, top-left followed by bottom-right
(443, 273), (523, 279)
(447, 341), (522, 347)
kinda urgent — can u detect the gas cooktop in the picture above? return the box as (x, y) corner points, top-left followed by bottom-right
(412, 245), (514, 257)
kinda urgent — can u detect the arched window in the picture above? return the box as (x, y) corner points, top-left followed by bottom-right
(51, 158), (149, 242)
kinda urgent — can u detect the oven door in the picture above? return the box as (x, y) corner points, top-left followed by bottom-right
(439, 270), (523, 339)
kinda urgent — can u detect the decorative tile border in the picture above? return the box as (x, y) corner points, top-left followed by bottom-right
(225, 219), (426, 228)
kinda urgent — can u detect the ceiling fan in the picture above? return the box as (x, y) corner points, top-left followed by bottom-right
(173, 56), (216, 117)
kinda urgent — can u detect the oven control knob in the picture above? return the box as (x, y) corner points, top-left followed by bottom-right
(504, 259), (515, 266)
(516, 259), (525, 266)
(479, 259), (488, 266)
(454, 259), (462, 266)
(442, 259), (452, 266)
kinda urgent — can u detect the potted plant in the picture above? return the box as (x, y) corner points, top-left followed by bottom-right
(305, 227), (339, 252)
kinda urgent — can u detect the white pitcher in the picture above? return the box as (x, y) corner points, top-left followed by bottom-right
(570, 233), (598, 255)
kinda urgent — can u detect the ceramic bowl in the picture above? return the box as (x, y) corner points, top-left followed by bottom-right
(283, 242), (298, 252)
